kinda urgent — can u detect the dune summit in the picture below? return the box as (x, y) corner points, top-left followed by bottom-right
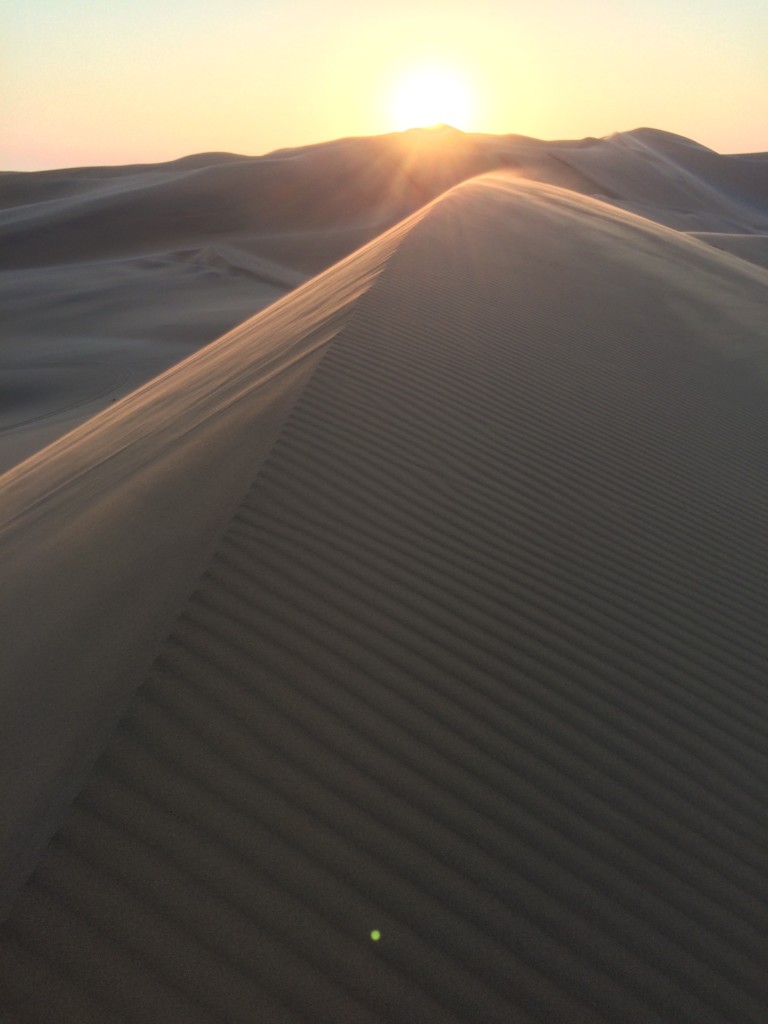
(1, 134), (768, 1022)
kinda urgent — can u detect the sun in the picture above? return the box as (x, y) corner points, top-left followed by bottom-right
(390, 66), (473, 132)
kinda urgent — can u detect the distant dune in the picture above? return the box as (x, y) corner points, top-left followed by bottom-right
(1, 132), (768, 1022)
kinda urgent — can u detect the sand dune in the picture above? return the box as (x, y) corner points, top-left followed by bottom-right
(556, 129), (768, 231)
(2, 160), (768, 1022)
(3, 128), (767, 473)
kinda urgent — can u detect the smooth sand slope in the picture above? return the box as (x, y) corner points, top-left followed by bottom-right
(2, 171), (768, 1022)
(2, 127), (767, 472)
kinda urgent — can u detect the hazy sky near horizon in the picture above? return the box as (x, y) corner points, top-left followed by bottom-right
(3, 0), (767, 169)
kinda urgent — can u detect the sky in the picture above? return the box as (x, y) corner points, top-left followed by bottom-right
(2, 0), (767, 170)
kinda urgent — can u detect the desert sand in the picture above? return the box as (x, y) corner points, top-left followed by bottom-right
(3, 127), (767, 473)
(1, 129), (768, 1022)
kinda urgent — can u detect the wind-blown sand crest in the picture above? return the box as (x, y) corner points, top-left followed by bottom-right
(1, 171), (768, 1021)
(2, 128), (767, 473)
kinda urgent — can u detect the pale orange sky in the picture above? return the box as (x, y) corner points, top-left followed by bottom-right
(3, 0), (767, 169)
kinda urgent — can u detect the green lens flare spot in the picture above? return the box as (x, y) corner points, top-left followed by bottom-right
(370, 929), (381, 941)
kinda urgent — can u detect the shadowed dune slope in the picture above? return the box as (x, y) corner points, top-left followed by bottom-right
(2, 174), (768, 1022)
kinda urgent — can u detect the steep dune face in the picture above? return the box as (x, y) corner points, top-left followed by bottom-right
(2, 174), (768, 1022)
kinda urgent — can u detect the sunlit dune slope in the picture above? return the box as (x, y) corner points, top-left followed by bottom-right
(2, 173), (768, 1023)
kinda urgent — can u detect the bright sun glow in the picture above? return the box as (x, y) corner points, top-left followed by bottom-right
(390, 67), (473, 131)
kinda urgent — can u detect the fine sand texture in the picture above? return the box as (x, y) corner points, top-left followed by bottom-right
(2, 169), (768, 1022)
(3, 128), (767, 473)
